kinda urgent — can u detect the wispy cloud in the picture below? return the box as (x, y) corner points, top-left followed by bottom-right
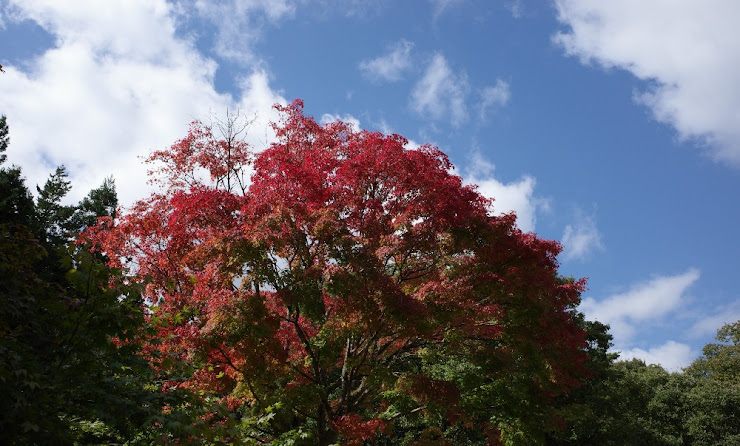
(193, 0), (297, 64)
(553, 0), (740, 166)
(561, 211), (604, 262)
(478, 79), (511, 120)
(410, 53), (469, 126)
(429, 0), (464, 20)
(359, 39), (414, 83)
(689, 301), (740, 338)
(580, 268), (701, 371)
(581, 269), (700, 342)
(506, 0), (524, 19)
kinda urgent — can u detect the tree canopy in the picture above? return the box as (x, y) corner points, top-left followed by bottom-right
(86, 100), (591, 445)
(3, 104), (736, 444)
(547, 320), (740, 446)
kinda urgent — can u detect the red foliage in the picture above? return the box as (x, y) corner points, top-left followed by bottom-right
(84, 99), (590, 442)
(331, 413), (387, 445)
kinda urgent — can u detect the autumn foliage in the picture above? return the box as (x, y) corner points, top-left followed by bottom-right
(86, 100), (589, 444)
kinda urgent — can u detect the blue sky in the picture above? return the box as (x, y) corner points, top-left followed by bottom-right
(1, 0), (738, 371)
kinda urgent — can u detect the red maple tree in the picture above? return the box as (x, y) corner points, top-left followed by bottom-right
(86, 99), (589, 444)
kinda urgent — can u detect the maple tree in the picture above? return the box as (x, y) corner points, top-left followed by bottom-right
(86, 100), (590, 445)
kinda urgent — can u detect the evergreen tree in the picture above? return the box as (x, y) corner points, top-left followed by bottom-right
(0, 115), (8, 164)
(0, 115), (182, 444)
(35, 165), (74, 246)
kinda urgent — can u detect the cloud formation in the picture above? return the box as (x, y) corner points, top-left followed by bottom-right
(581, 269), (700, 342)
(479, 80), (511, 120)
(561, 212), (604, 262)
(580, 269), (702, 370)
(429, 0), (464, 20)
(410, 53), (469, 126)
(359, 39), (414, 83)
(554, 0), (740, 166)
(0, 0), (286, 206)
(619, 341), (694, 373)
(689, 301), (740, 338)
(462, 153), (547, 233)
(320, 113), (361, 132)
(193, 0), (297, 64)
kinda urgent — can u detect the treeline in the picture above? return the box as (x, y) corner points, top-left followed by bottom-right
(547, 320), (739, 445)
(0, 113), (738, 445)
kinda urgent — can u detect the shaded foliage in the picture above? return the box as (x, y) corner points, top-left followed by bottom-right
(547, 320), (740, 446)
(0, 115), (188, 444)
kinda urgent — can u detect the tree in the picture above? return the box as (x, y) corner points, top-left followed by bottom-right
(547, 356), (677, 446)
(0, 115), (9, 164)
(0, 115), (182, 444)
(686, 320), (739, 382)
(547, 321), (740, 446)
(87, 99), (590, 445)
(0, 115), (36, 231)
(70, 175), (118, 231)
(673, 320), (740, 445)
(545, 318), (623, 446)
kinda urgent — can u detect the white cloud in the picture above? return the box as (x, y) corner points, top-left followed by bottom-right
(479, 79), (511, 120)
(506, 0), (523, 19)
(580, 269), (700, 343)
(403, 139), (423, 151)
(410, 53), (469, 126)
(429, 0), (463, 19)
(0, 0), (286, 206)
(334, 1), (388, 18)
(359, 39), (414, 83)
(193, 0), (297, 64)
(375, 118), (393, 135)
(320, 113), (361, 132)
(689, 301), (740, 338)
(461, 153), (547, 233)
(561, 212), (604, 262)
(371, 119), (424, 150)
(553, 0), (740, 166)
(474, 175), (542, 233)
(619, 341), (695, 372)
(234, 70), (289, 146)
